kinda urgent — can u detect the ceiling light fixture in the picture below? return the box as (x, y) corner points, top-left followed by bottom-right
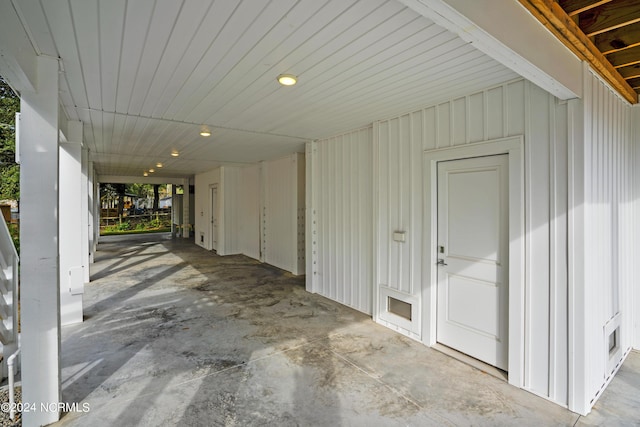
(171, 150), (179, 157)
(277, 74), (297, 86)
(200, 126), (211, 137)
(149, 168), (155, 173)
(143, 172), (148, 177)
(156, 162), (163, 168)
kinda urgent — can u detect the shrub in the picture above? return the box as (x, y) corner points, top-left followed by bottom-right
(8, 223), (19, 253)
(116, 221), (130, 231)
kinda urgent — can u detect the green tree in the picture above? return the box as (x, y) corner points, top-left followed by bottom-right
(0, 77), (20, 200)
(126, 183), (154, 199)
(153, 184), (159, 212)
(100, 183), (118, 209)
(115, 183), (126, 217)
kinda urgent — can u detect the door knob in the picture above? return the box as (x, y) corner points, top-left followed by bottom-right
(437, 259), (448, 266)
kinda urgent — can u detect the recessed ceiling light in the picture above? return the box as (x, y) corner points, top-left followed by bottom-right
(277, 74), (297, 86)
(143, 172), (148, 177)
(171, 150), (179, 157)
(156, 162), (163, 168)
(149, 168), (155, 173)
(200, 126), (211, 137)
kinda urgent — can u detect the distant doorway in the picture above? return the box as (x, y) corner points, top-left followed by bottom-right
(210, 185), (218, 251)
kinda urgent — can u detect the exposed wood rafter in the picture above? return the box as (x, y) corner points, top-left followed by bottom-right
(608, 44), (640, 68)
(577, 0), (640, 37)
(618, 64), (640, 79)
(558, 0), (613, 17)
(594, 20), (640, 54)
(518, 0), (637, 103)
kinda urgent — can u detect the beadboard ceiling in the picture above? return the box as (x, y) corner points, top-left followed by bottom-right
(14, 0), (519, 179)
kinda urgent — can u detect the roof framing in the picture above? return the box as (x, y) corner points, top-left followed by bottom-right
(519, 0), (638, 103)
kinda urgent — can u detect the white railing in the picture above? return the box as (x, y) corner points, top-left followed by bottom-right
(0, 215), (18, 378)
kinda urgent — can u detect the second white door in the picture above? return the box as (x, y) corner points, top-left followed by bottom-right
(210, 185), (218, 251)
(436, 155), (509, 371)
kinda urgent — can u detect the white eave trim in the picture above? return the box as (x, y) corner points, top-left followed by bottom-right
(399, 0), (582, 100)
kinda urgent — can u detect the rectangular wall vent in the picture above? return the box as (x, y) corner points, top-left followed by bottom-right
(388, 297), (411, 321)
(608, 327), (619, 356)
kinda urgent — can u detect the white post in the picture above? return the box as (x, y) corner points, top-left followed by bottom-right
(88, 161), (96, 263)
(171, 184), (177, 238)
(633, 105), (640, 351)
(59, 121), (84, 325)
(94, 179), (100, 251)
(81, 146), (90, 283)
(183, 179), (190, 238)
(20, 55), (62, 426)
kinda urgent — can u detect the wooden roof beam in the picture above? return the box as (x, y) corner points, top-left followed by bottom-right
(518, 0), (637, 103)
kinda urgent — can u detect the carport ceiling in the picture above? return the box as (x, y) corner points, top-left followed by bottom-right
(14, 0), (519, 179)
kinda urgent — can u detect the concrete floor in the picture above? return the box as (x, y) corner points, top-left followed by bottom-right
(53, 233), (640, 426)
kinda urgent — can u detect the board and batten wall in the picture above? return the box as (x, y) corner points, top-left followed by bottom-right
(635, 104), (640, 352)
(569, 68), (635, 415)
(308, 79), (572, 407)
(194, 153), (304, 275)
(194, 166), (241, 255)
(194, 167), (221, 251)
(237, 164), (261, 261)
(375, 79), (570, 405)
(263, 153), (305, 275)
(306, 127), (373, 314)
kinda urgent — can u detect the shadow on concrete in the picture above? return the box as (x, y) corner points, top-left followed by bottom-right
(57, 234), (353, 425)
(56, 233), (640, 426)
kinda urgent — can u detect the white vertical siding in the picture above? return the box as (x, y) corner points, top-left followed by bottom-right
(296, 155), (306, 275)
(305, 75), (637, 411)
(375, 80), (569, 404)
(308, 128), (373, 314)
(194, 157), (303, 275)
(219, 166), (240, 255)
(263, 153), (305, 275)
(194, 167), (220, 250)
(238, 164), (260, 260)
(634, 105), (640, 351)
(578, 70), (634, 412)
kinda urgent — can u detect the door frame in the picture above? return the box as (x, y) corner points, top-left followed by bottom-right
(422, 136), (525, 387)
(209, 184), (218, 251)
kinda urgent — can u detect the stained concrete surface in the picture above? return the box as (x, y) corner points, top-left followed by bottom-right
(51, 233), (639, 426)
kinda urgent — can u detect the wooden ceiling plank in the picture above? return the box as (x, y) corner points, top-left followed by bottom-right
(617, 63), (640, 78)
(595, 20), (640, 53)
(518, 0), (637, 103)
(627, 76), (640, 87)
(608, 44), (640, 67)
(577, 0), (640, 37)
(559, 0), (613, 17)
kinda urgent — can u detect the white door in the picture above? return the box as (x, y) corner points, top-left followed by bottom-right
(436, 155), (509, 371)
(210, 186), (218, 250)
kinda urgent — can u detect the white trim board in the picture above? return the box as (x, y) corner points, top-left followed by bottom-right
(422, 135), (525, 388)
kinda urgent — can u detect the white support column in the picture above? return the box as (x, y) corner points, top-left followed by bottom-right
(633, 105), (640, 351)
(94, 179), (100, 251)
(259, 162), (267, 263)
(20, 55), (62, 426)
(59, 121), (84, 326)
(88, 161), (96, 263)
(171, 184), (177, 238)
(81, 146), (90, 283)
(183, 179), (190, 238)
(305, 142), (317, 293)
